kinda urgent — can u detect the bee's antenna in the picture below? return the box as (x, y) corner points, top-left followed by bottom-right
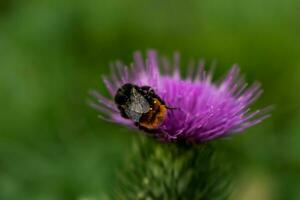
(166, 106), (179, 110)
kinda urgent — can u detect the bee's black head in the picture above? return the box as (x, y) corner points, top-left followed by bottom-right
(114, 83), (135, 105)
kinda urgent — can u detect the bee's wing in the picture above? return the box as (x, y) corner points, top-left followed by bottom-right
(123, 87), (150, 122)
(129, 87), (150, 113)
(125, 109), (142, 122)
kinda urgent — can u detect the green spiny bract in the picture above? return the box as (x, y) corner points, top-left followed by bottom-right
(114, 137), (232, 200)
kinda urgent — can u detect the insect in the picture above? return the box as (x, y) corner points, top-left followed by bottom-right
(114, 83), (168, 131)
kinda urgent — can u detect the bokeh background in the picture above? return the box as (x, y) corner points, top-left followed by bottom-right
(0, 0), (299, 199)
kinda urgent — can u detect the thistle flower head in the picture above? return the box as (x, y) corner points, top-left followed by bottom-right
(91, 50), (269, 143)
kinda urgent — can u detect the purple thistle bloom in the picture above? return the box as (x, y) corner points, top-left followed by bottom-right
(91, 50), (270, 143)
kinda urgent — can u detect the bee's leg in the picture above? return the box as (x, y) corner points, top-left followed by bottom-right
(140, 86), (154, 95)
(119, 106), (130, 119)
(135, 122), (159, 133)
(140, 85), (151, 90)
(134, 122), (148, 131)
(134, 122), (140, 127)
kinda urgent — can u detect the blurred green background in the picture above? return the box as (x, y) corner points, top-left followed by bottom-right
(0, 0), (299, 199)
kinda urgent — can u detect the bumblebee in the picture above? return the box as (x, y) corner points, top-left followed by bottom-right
(114, 83), (168, 130)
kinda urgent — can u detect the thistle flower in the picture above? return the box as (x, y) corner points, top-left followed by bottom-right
(91, 50), (269, 143)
